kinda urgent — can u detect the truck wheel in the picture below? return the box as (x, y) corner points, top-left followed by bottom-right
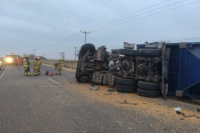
(79, 43), (96, 58)
(115, 84), (137, 93)
(76, 71), (90, 83)
(116, 78), (136, 86)
(138, 49), (162, 57)
(137, 88), (161, 98)
(138, 81), (160, 91)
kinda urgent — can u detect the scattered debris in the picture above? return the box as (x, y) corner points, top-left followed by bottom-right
(107, 88), (115, 92)
(184, 114), (196, 118)
(197, 107), (200, 113)
(180, 118), (185, 120)
(174, 108), (200, 119)
(90, 85), (99, 90)
(119, 100), (137, 105)
(173, 107), (181, 111)
(119, 99), (128, 104)
(104, 93), (112, 95)
(176, 111), (184, 115)
(45, 71), (55, 76)
(48, 73), (55, 76)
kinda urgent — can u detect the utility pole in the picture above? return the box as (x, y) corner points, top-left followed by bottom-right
(44, 52), (45, 58)
(74, 47), (77, 60)
(80, 30), (91, 44)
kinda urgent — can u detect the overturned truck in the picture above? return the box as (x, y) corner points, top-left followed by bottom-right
(76, 42), (200, 99)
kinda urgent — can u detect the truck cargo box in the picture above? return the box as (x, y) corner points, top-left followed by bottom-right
(165, 42), (200, 99)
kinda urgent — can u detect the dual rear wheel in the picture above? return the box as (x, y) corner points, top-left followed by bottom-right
(137, 81), (161, 98)
(115, 78), (137, 93)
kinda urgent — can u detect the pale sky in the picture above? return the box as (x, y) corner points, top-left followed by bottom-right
(0, 0), (200, 59)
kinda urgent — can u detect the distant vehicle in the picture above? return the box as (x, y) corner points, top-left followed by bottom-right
(5, 54), (19, 65)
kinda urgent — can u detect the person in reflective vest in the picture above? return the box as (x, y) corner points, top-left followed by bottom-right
(33, 57), (39, 76)
(37, 57), (42, 75)
(56, 58), (63, 75)
(23, 55), (30, 76)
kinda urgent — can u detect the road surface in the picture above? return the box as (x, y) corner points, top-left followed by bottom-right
(0, 65), (199, 133)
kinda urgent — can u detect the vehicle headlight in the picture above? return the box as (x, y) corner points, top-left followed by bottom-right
(6, 58), (13, 63)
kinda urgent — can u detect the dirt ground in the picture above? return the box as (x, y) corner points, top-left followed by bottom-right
(62, 81), (200, 131)
(45, 63), (200, 131)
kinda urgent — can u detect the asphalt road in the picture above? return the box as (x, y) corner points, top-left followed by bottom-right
(0, 65), (199, 133)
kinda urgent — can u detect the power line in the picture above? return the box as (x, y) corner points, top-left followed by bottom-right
(50, 0), (192, 46)
(86, 0), (172, 29)
(88, 0), (188, 30)
(57, 0), (191, 46)
(92, 0), (200, 32)
(91, 0), (189, 31)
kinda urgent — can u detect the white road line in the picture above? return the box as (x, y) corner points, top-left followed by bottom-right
(48, 78), (60, 85)
(0, 66), (8, 80)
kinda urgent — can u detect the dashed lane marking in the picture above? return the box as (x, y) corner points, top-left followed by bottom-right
(0, 66), (8, 80)
(48, 78), (60, 85)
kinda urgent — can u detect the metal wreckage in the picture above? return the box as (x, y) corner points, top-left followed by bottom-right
(75, 42), (200, 99)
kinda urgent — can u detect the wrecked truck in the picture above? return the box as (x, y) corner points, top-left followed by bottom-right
(76, 42), (163, 97)
(76, 42), (200, 99)
(75, 42), (139, 92)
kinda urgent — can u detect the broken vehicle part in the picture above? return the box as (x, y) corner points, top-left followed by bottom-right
(90, 85), (99, 90)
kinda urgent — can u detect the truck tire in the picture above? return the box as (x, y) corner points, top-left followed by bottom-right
(116, 78), (136, 86)
(76, 71), (90, 83)
(138, 81), (160, 91)
(115, 84), (137, 93)
(138, 49), (162, 57)
(79, 43), (96, 58)
(137, 88), (161, 98)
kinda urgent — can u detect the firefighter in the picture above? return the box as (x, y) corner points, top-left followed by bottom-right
(23, 55), (30, 76)
(33, 57), (39, 76)
(56, 58), (63, 75)
(37, 57), (42, 75)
